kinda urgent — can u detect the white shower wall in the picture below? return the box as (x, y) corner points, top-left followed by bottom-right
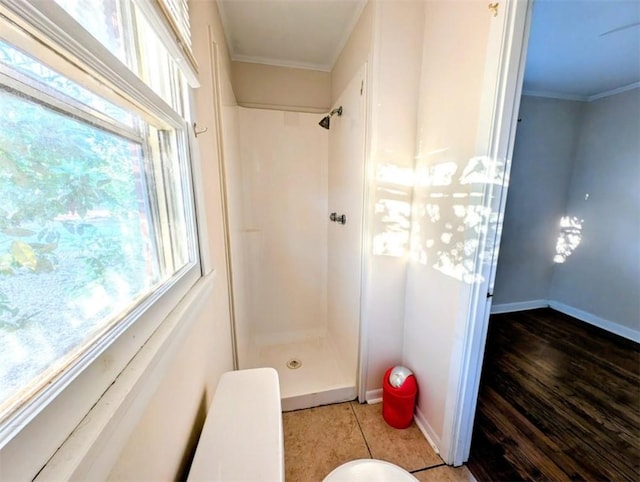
(326, 64), (367, 395)
(236, 108), (329, 345)
(223, 96), (366, 410)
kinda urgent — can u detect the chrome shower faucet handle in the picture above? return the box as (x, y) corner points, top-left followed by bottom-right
(329, 212), (347, 225)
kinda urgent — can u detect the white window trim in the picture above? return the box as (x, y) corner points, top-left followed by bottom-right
(1, 0), (186, 129)
(133, 0), (200, 87)
(0, 66), (143, 143)
(34, 272), (217, 481)
(0, 265), (201, 478)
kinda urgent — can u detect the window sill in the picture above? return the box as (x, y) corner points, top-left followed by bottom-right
(33, 271), (217, 481)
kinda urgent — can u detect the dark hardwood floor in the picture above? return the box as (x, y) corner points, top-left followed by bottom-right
(467, 308), (640, 481)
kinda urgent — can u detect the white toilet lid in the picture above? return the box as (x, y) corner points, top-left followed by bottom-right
(323, 459), (419, 481)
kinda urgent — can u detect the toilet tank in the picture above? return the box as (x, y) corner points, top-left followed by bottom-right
(187, 368), (284, 481)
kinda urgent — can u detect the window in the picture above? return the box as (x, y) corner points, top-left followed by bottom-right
(0, 0), (200, 440)
(53, 0), (129, 64)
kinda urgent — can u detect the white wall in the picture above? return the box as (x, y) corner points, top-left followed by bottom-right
(359, 0), (426, 399)
(403, 0), (494, 450)
(220, 104), (254, 366)
(327, 64), (367, 388)
(235, 108), (328, 346)
(106, 281), (233, 480)
(331, 0), (373, 104)
(550, 88), (640, 332)
(231, 61), (331, 113)
(493, 96), (583, 305)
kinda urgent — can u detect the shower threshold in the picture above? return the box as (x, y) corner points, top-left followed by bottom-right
(282, 385), (356, 412)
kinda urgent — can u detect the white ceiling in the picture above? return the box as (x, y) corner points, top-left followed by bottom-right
(217, 0), (367, 71)
(524, 0), (640, 99)
(216, 0), (640, 98)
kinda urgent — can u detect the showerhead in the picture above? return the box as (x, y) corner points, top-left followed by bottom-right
(318, 105), (343, 130)
(319, 115), (331, 130)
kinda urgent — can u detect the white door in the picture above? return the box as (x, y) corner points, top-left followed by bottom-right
(327, 64), (367, 386)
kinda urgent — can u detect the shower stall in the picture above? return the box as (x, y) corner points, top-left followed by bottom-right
(222, 66), (367, 410)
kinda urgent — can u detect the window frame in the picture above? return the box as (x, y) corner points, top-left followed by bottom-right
(132, 0), (199, 86)
(0, 61), (143, 144)
(0, 0), (205, 473)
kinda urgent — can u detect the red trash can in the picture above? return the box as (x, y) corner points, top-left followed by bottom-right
(382, 366), (417, 429)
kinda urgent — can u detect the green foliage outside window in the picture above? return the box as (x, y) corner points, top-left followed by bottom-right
(0, 89), (153, 331)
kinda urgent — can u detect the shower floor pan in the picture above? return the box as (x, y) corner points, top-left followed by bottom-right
(258, 336), (357, 411)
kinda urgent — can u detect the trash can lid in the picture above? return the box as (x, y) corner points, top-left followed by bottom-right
(389, 366), (413, 388)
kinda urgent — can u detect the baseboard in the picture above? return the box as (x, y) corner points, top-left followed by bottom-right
(492, 298), (640, 343)
(490, 300), (548, 314)
(549, 301), (640, 343)
(365, 389), (382, 404)
(414, 405), (441, 455)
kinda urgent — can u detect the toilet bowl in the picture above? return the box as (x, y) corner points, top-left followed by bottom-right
(323, 459), (419, 481)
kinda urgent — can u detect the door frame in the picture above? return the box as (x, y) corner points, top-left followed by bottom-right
(442, 0), (534, 466)
(358, 57), (372, 404)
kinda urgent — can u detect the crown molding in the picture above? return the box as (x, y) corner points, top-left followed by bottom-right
(522, 82), (640, 103)
(327, 0), (367, 71)
(230, 54), (330, 72)
(521, 89), (587, 101)
(587, 81), (640, 102)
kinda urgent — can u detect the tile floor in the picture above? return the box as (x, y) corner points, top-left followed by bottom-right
(283, 401), (476, 481)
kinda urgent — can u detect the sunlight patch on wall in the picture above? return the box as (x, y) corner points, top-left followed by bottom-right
(409, 156), (506, 284)
(431, 204), (492, 283)
(373, 197), (411, 257)
(459, 156), (508, 186)
(377, 164), (414, 187)
(372, 164), (414, 257)
(415, 161), (458, 187)
(554, 215), (583, 263)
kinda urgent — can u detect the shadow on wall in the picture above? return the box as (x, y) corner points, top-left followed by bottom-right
(177, 389), (209, 480)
